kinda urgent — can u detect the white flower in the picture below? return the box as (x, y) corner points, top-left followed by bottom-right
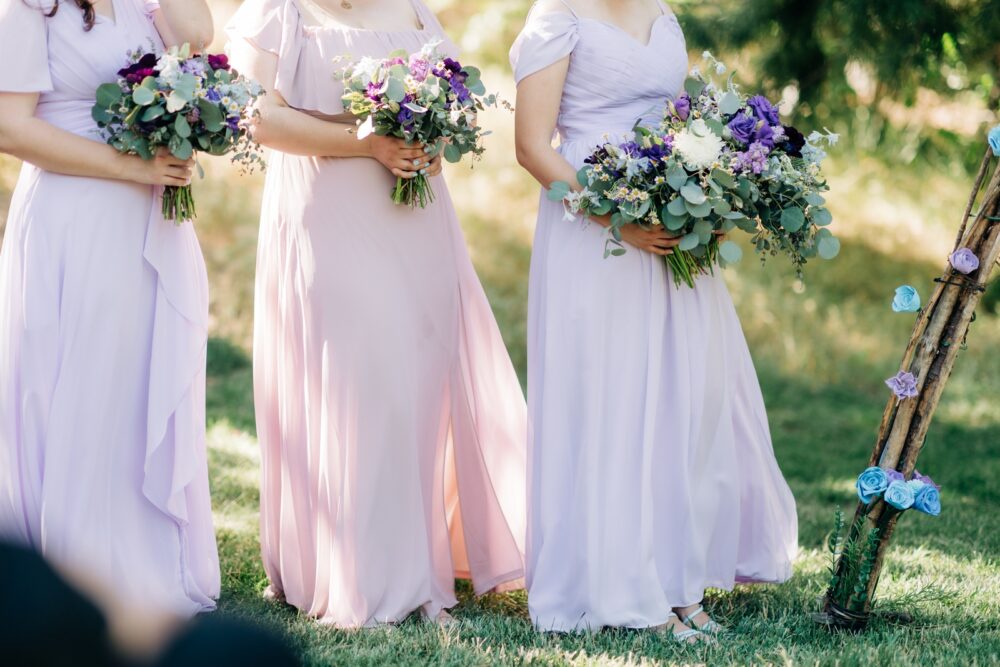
(352, 56), (382, 82)
(674, 119), (724, 170)
(165, 90), (187, 112)
(156, 54), (182, 85)
(715, 62), (727, 75)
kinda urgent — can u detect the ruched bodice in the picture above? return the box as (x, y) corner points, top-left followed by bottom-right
(509, 2), (687, 146)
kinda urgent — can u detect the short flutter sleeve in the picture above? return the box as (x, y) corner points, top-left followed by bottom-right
(508, 6), (579, 85)
(0, 0), (53, 93)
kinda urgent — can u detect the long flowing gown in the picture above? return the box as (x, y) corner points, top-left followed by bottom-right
(0, 0), (219, 617)
(510, 1), (799, 632)
(226, 0), (528, 628)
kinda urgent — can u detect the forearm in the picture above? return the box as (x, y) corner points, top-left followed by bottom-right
(253, 105), (373, 158)
(154, 0), (214, 49)
(0, 117), (133, 180)
(517, 141), (610, 227)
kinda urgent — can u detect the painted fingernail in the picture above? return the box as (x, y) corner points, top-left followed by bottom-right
(420, 168), (426, 174)
(423, 146), (431, 153)
(412, 159), (421, 166)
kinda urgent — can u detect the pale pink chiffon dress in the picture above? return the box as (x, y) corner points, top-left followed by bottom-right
(226, 0), (528, 627)
(510, 1), (799, 632)
(0, 0), (219, 616)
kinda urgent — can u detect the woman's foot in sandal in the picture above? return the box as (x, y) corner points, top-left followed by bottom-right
(651, 613), (714, 644)
(423, 609), (459, 628)
(675, 604), (726, 635)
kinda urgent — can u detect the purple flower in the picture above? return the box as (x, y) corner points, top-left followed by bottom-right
(409, 56), (430, 82)
(181, 59), (207, 77)
(885, 370), (919, 400)
(365, 80), (384, 101)
(913, 470), (940, 490)
(451, 79), (471, 103)
(640, 138), (672, 161)
(885, 469), (905, 484)
(733, 141), (770, 175)
(206, 88), (222, 103)
(753, 122), (776, 149)
(118, 53), (159, 84)
(780, 125), (806, 158)
(671, 94), (691, 121)
(727, 111), (757, 145)
(949, 247), (980, 275)
(186, 106), (201, 123)
(747, 95), (780, 125)
(397, 97), (415, 126)
(207, 53), (230, 71)
(226, 115), (240, 131)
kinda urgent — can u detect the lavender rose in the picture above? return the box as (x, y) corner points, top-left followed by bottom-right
(891, 285), (921, 313)
(884, 480), (915, 511)
(949, 247), (980, 275)
(856, 466), (889, 504)
(727, 112), (757, 145)
(885, 469), (904, 484)
(989, 125), (1000, 157)
(409, 56), (430, 82)
(672, 94), (691, 122)
(912, 484), (942, 516)
(885, 371), (918, 400)
(747, 95), (780, 125)
(753, 122), (776, 149)
(913, 470), (940, 490)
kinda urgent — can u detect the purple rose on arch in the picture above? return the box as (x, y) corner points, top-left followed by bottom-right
(747, 95), (780, 125)
(913, 470), (941, 490)
(949, 247), (980, 275)
(885, 469), (905, 484)
(885, 370), (919, 400)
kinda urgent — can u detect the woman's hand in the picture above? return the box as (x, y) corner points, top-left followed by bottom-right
(129, 148), (195, 187)
(367, 135), (434, 179)
(619, 224), (681, 256)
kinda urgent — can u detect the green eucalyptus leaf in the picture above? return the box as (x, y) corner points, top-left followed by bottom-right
(781, 206), (806, 232)
(678, 232), (700, 251)
(667, 197), (688, 216)
(132, 86), (155, 106)
(685, 199), (712, 218)
(174, 115), (192, 139)
(546, 180), (571, 202)
(818, 235), (841, 259)
(719, 239), (743, 264)
(680, 183), (707, 205)
(95, 83), (123, 109)
(666, 163), (688, 190)
(443, 141), (463, 163)
(812, 207), (833, 226)
(719, 91), (742, 115)
(386, 77), (406, 103)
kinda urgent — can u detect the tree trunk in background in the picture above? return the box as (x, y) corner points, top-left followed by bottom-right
(825, 148), (1000, 620)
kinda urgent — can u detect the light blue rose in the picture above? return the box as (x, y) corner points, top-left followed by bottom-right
(856, 466), (889, 504)
(989, 125), (1000, 157)
(891, 285), (921, 313)
(913, 484), (942, 517)
(884, 480), (915, 511)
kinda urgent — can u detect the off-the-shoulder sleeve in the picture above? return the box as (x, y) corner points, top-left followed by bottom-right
(508, 7), (578, 85)
(0, 0), (53, 93)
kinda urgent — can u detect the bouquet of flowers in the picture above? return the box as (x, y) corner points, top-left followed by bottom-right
(92, 44), (265, 222)
(551, 53), (841, 288)
(340, 41), (500, 208)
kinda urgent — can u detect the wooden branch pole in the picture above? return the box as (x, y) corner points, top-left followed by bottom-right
(822, 148), (1000, 626)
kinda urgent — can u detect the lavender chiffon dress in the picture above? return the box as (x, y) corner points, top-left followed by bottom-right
(510, 1), (798, 632)
(227, 0), (527, 628)
(0, 0), (219, 616)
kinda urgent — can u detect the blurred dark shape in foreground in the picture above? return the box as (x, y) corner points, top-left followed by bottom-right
(0, 541), (300, 667)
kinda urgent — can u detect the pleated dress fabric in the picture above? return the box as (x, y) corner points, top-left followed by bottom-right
(226, 0), (528, 628)
(510, 1), (799, 632)
(0, 0), (219, 617)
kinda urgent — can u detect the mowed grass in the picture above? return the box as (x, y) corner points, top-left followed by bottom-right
(2, 64), (1000, 667)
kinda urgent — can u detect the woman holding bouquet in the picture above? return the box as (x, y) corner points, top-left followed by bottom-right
(510, 0), (798, 638)
(227, 0), (528, 628)
(0, 0), (219, 619)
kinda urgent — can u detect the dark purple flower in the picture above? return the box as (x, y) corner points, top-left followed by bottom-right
(747, 95), (780, 125)
(118, 53), (158, 83)
(226, 115), (240, 131)
(397, 101), (415, 127)
(207, 53), (230, 71)
(727, 111), (756, 145)
(671, 93), (691, 121)
(451, 80), (471, 103)
(640, 139), (672, 161)
(187, 106), (201, 123)
(365, 80), (384, 101)
(780, 125), (806, 158)
(206, 88), (222, 103)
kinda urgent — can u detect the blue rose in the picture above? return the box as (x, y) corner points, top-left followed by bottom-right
(747, 95), (780, 125)
(856, 466), (889, 504)
(892, 285), (921, 313)
(727, 112), (757, 145)
(884, 480), (915, 511)
(912, 483), (941, 516)
(989, 124), (1000, 157)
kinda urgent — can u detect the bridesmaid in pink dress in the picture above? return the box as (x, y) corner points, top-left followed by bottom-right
(0, 0), (219, 617)
(226, 0), (528, 628)
(511, 0), (798, 639)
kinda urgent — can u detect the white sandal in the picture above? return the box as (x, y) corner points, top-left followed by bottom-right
(681, 605), (725, 635)
(655, 612), (711, 644)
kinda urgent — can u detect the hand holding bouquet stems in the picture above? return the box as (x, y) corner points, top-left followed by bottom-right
(551, 52), (841, 288)
(92, 44), (265, 223)
(340, 41), (502, 208)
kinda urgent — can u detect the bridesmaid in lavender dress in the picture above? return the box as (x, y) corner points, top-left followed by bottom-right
(511, 0), (798, 639)
(226, 0), (527, 628)
(0, 0), (219, 617)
